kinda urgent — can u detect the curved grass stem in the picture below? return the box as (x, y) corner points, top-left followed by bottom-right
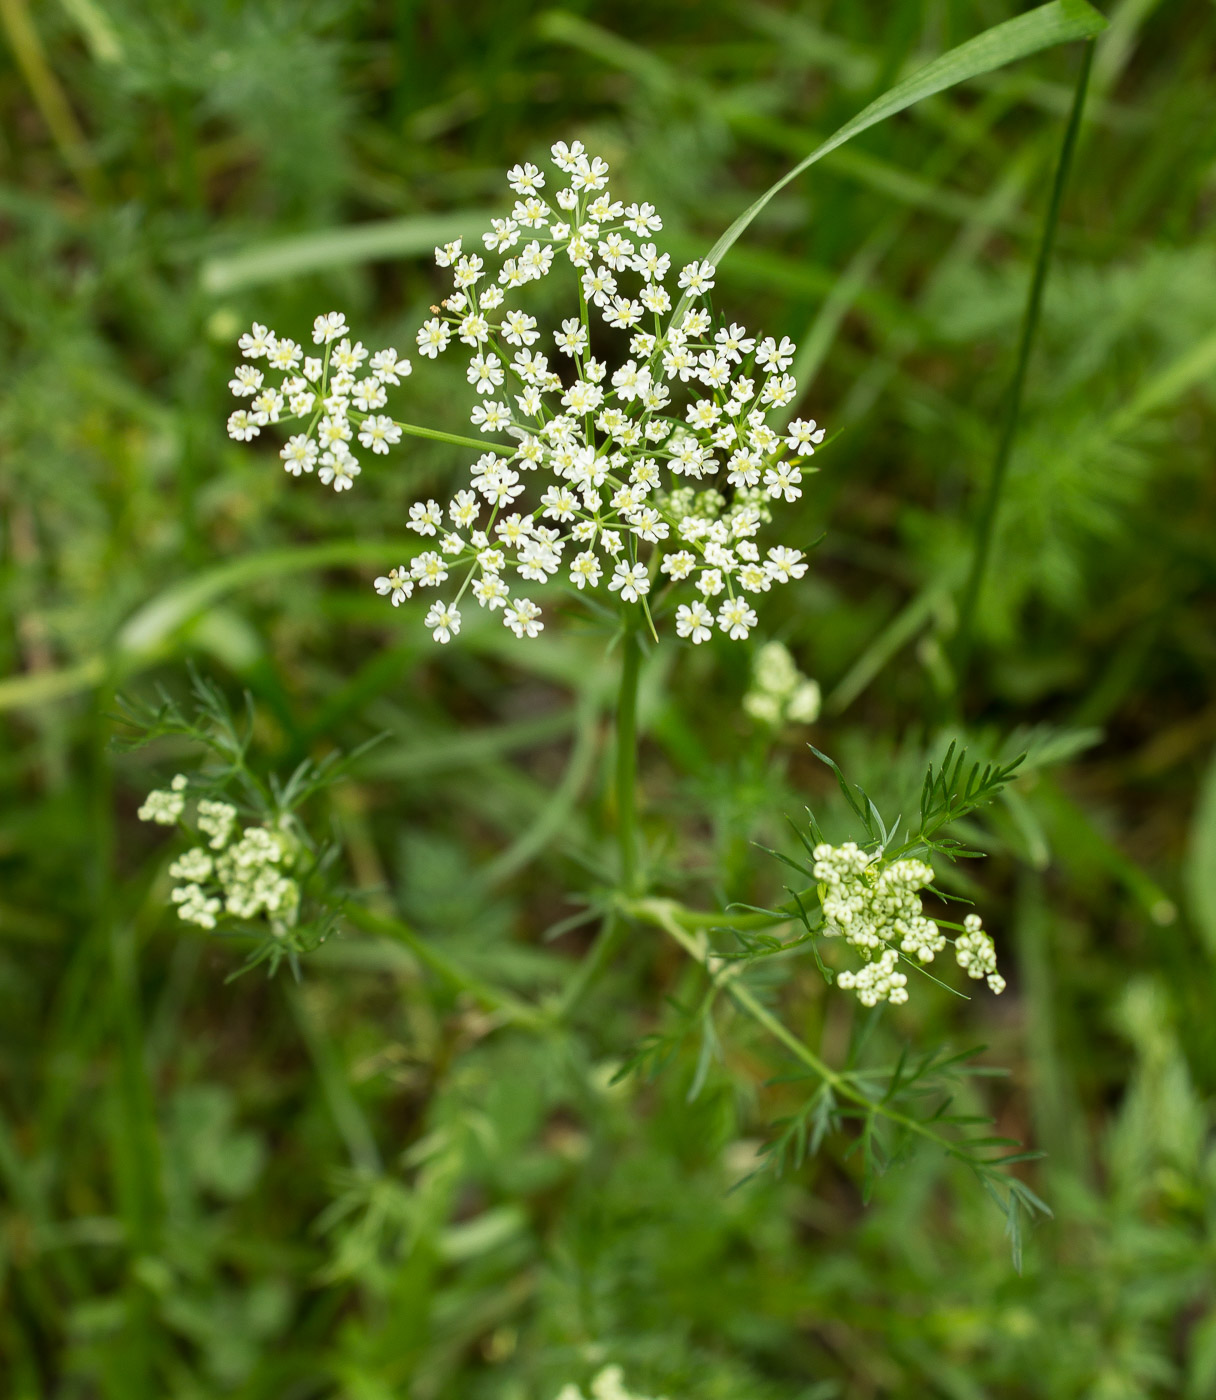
(954, 40), (1094, 679)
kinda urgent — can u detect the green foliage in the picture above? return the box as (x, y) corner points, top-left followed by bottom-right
(3, 1), (1215, 1397)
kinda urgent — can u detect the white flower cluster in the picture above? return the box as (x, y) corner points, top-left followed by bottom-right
(226, 309), (410, 492)
(954, 912), (1006, 994)
(137, 772), (188, 824)
(138, 788), (301, 933)
(743, 640), (821, 727)
(812, 842), (1004, 1005)
(557, 1366), (666, 1400)
(225, 139), (825, 646)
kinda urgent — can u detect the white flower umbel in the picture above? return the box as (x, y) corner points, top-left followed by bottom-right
(137, 772), (188, 825)
(225, 140), (827, 646)
(743, 640), (821, 727)
(812, 841), (1003, 1006)
(143, 782), (304, 935)
(954, 912), (1006, 994)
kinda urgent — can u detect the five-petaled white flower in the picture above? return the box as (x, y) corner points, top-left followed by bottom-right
(374, 567), (413, 606)
(425, 601), (461, 643)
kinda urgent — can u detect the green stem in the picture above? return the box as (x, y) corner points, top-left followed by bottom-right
(635, 897), (975, 1155)
(558, 626), (644, 1019)
(954, 40), (1093, 678)
(615, 625), (642, 895)
(342, 902), (548, 1031)
(389, 418), (516, 454)
(557, 908), (623, 1019)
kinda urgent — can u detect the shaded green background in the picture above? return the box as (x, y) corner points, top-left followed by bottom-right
(2, 1), (1216, 1396)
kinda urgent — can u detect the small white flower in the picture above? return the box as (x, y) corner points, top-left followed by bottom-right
(756, 334), (797, 372)
(677, 260), (716, 295)
(227, 409), (262, 441)
(786, 417), (826, 452)
(473, 575), (510, 610)
(357, 415), (401, 454)
(763, 464), (803, 503)
(458, 312), (490, 346)
(281, 435), (318, 475)
(267, 337), (302, 371)
(453, 254), (484, 288)
(318, 451), (360, 491)
(238, 322), (274, 358)
(766, 546), (807, 583)
(352, 377), (387, 412)
(502, 309), (540, 347)
(660, 550), (696, 580)
(470, 400), (512, 433)
(312, 311), (348, 345)
(374, 567), (413, 606)
(716, 597), (757, 639)
(408, 499), (444, 535)
(608, 560), (650, 602)
(676, 600), (714, 643)
(229, 364), (263, 396)
(507, 161), (545, 194)
(416, 318), (451, 358)
(568, 551), (602, 589)
(411, 551), (449, 587)
(571, 153), (610, 192)
(424, 600), (461, 643)
(449, 489), (480, 529)
(467, 353), (504, 394)
(554, 317), (589, 358)
(714, 323), (755, 363)
(624, 201), (662, 235)
(550, 138), (586, 171)
(581, 266), (618, 308)
(370, 347), (410, 384)
(503, 596), (544, 638)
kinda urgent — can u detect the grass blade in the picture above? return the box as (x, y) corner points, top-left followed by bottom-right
(670, 0), (1106, 323)
(954, 40), (1096, 672)
(201, 213), (497, 294)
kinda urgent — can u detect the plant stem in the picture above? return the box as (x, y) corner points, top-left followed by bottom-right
(615, 625), (642, 895)
(635, 896), (976, 1154)
(559, 626), (644, 1019)
(389, 418), (516, 453)
(342, 902), (548, 1031)
(954, 40), (1094, 679)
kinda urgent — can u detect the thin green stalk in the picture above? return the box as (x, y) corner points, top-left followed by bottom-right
(558, 626), (644, 1019)
(636, 896), (981, 1155)
(342, 902), (548, 1031)
(954, 40), (1094, 677)
(557, 908), (624, 1019)
(615, 625), (642, 895)
(390, 418), (516, 453)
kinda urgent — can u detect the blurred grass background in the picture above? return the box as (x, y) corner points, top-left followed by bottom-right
(3, 1), (1216, 1396)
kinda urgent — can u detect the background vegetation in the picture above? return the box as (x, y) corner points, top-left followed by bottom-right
(2, 1), (1215, 1396)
